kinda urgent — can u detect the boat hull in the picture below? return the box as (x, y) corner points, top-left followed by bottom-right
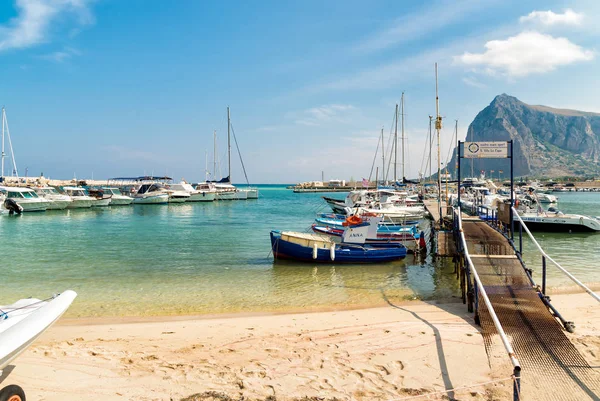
(46, 199), (71, 210)
(109, 196), (133, 206)
(515, 218), (600, 232)
(14, 199), (50, 212)
(133, 194), (169, 204)
(67, 198), (94, 209)
(311, 225), (420, 252)
(243, 189), (259, 199)
(270, 231), (406, 263)
(187, 192), (216, 202)
(92, 198), (112, 207)
(0, 290), (77, 370)
(216, 191), (236, 200)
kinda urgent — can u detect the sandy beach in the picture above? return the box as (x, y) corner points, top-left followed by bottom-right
(1, 291), (597, 401)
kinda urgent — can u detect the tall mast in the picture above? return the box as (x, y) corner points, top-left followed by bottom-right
(227, 106), (231, 183)
(435, 63), (442, 220)
(401, 92), (405, 181)
(213, 130), (216, 180)
(394, 103), (398, 184)
(1, 107), (4, 178)
(428, 115), (433, 182)
(381, 127), (385, 184)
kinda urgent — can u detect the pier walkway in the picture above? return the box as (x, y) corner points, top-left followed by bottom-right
(458, 217), (600, 400)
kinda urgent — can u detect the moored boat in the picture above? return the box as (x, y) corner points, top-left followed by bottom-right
(102, 187), (133, 205)
(34, 186), (72, 210)
(0, 186), (50, 212)
(270, 217), (407, 263)
(132, 183), (169, 204)
(63, 186), (95, 208)
(516, 207), (600, 232)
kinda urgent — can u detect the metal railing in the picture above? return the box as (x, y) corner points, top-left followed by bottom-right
(511, 207), (600, 304)
(454, 207), (521, 400)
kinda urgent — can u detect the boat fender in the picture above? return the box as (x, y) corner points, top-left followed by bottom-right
(330, 244), (335, 261)
(580, 217), (584, 225)
(419, 231), (426, 250)
(313, 243), (318, 259)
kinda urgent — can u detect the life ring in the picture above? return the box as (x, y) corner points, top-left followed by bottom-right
(342, 215), (363, 226)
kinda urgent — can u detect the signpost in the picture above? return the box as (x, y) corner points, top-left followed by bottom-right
(457, 140), (514, 238)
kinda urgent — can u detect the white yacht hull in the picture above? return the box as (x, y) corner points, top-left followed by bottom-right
(109, 195), (133, 205)
(216, 191), (236, 200)
(92, 198), (112, 207)
(133, 194), (169, 204)
(67, 198), (94, 209)
(243, 189), (259, 199)
(187, 192), (216, 202)
(14, 199), (49, 212)
(517, 213), (600, 232)
(234, 191), (248, 200)
(45, 199), (71, 210)
(168, 196), (189, 203)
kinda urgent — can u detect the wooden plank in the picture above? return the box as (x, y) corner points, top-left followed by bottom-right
(436, 231), (456, 257)
(469, 254), (518, 259)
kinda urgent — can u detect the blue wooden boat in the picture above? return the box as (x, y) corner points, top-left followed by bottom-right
(270, 219), (407, 263)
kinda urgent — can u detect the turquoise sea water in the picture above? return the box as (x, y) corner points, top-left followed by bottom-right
(0, 187), (598, 318)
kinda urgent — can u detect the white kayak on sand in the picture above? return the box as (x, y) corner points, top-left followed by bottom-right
(0, 290), (77, 371)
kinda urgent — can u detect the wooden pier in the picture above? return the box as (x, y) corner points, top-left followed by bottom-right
(456, 219), (600, 400)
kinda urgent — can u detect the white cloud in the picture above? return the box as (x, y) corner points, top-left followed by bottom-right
(355, 0), (496, 53)
(455, 31), (594, 77)
(520, 9), (583, 26)
(0, 0), (94, 52)
(294, 104), (356, 126)
(462, 76), (487, 89)
(39, 45), (80, 62)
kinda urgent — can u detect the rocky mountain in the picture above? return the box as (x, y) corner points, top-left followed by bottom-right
(448, 94), (600, 178)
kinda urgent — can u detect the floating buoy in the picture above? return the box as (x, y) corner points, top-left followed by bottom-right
(330, 244), (336, 261)
(312, 243), (318, 259)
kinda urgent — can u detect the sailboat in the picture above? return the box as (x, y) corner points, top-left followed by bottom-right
(211, 107), (258, 200)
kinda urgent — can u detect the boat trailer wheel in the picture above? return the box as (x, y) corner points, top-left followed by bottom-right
(0, 385), (26, 401)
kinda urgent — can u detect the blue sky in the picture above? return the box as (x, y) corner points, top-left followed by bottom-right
(0, 0), (598, 183)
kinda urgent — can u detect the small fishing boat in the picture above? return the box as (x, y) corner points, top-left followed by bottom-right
(0, 290), (77, 400)
(311, 224), (421, 252)
(270, 217), (407, 263)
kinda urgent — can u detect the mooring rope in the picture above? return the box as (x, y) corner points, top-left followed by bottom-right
(0, 295), (57, 320)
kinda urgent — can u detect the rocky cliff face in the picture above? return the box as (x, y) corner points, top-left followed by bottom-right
(449, 94), (600, 178)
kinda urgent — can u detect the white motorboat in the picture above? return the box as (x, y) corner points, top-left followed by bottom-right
(0, 290), (76, 400)
(168, 181), (215, 202)
(516, 207), (600, 232)
(132, 183), (169, 204)
(63, 186), (95, 208)
(0, 186), (50, 212)
(102, 187), (133, 205)
(33, 186), (72, 210)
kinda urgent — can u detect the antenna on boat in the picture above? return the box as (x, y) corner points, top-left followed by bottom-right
(435, 63), (443, 221)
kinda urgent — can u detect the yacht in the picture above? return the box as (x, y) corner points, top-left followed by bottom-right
(62, 187), (95, 208)
(240, 187), (259, 199)
(132, 183), (169, 204)
(0, 186), (50, 212)
(169, 181), (215, 202)
(33, 186), (72, 210)
(517, 206), (600, 232)
(192, 182), (218, 202)
(102, 187), (133, 205)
